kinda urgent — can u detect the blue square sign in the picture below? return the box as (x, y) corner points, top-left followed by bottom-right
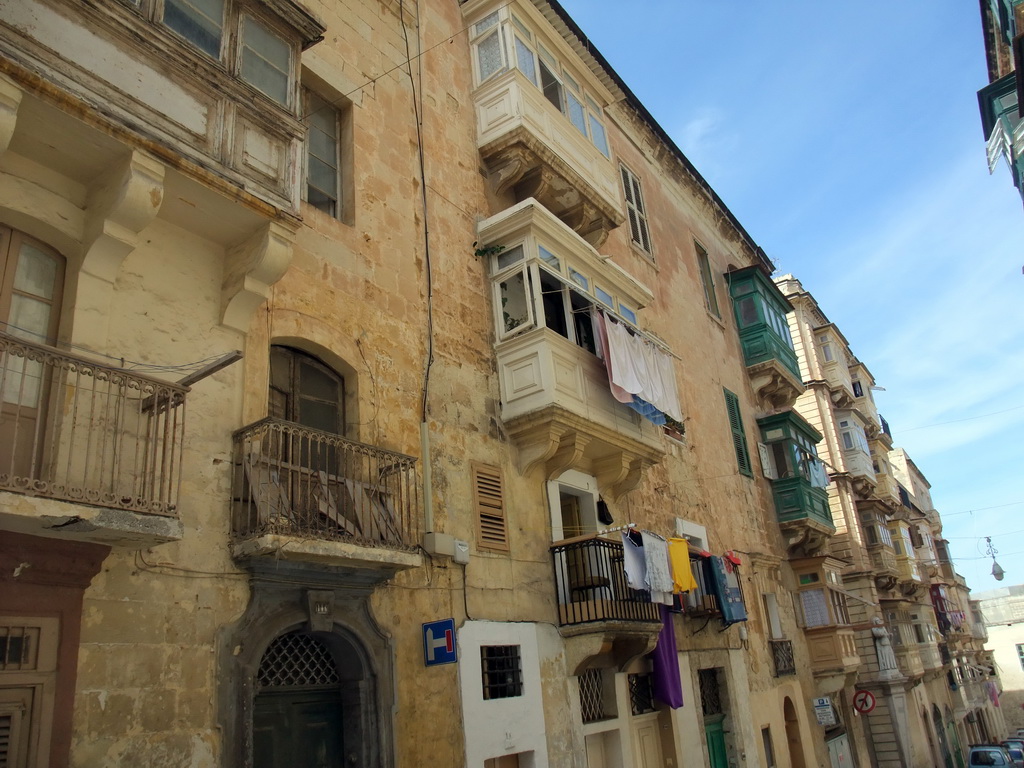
(422, 618), (457, 666)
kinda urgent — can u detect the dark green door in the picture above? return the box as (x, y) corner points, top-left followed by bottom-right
(254, 690), (343, 768)
(705, 717), (728, 768)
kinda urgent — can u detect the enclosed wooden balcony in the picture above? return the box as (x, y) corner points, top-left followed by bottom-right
(728, 266), (804, 408)
(0, 330), (186, 546)
(804, 626), (860, 679)
(550, 535), (660, 629)
(0, 0), (324, 214)
(894, 644), (925, 681)
(919, 643), (944, 672)
(231, 418), (422, 576)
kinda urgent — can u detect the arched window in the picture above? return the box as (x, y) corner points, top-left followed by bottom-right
(0, 226), (65, 342)
(269, 345), (345, 435)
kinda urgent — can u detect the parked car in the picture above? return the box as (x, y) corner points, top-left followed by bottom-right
(970, 745), (1015, 767)
(1001, 742), (1024, 768)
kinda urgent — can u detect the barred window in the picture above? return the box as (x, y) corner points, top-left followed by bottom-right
(481, 645), (523, 700)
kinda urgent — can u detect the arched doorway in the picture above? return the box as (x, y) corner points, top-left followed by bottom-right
(933, 705), (953, 768)
(784, 697), (807, 768)
(252, 628), (376, 768)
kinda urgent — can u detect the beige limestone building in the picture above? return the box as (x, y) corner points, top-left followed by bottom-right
(0, 0), (1000, 767)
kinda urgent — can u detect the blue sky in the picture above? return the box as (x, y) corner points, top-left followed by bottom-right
(555, 1), (1024, 592)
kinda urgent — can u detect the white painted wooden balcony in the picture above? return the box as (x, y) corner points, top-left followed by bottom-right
(496, 327), (666, 498)
(474, 68), (623, 245)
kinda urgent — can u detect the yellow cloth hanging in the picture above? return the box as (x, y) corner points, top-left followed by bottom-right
(668, 538), (698, 593)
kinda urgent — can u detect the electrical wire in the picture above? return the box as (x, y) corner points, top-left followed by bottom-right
(299, 0), (517, 124)
(1, 320), (235, 374)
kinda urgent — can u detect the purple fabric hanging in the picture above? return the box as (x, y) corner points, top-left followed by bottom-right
(651, 604), (683, 708)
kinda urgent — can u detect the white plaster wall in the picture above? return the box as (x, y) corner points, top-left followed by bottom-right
(459, 621), (550, 768)
(988, 623), (1024, 730)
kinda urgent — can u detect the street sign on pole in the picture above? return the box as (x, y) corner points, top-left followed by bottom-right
(853, 690), (877, 714)
(813, 696), (837, 727)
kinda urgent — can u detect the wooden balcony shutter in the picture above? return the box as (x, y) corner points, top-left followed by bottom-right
(724, 389), (752, 477)
(473, 463), (508, 552)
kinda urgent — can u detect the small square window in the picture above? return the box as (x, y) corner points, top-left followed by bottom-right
(481, 645), (523, 700)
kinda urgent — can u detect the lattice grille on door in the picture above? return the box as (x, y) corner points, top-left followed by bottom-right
(257, 632), (340, 688)
(699, 668), (722, 716)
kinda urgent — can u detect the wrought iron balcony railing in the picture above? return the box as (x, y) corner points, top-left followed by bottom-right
(769, 639), (796, 677)
(550, 535), (660, 626)
(231, 418), (420, 552)
(0, 331), (186, 516)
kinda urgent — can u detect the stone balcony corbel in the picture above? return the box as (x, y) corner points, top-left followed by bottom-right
(73, 150), (165, 350)
(221, 219), (297, 333)
(0, 74), (23, 154)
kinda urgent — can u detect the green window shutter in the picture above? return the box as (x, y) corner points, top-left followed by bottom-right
(724, 389), (752, 477)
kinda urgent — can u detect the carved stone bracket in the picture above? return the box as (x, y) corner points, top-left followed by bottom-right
(481, 128), (623, 247)
(505, 405), (665, 498)
(72, 150), (166, 350)
(0, 74), (23, 155)
(82, 150), (166, 284)
(561, 627), (661, 676)
(780, 519), (833, 558)
(746, 359), (804, 409)
(221, 220), (297, 333)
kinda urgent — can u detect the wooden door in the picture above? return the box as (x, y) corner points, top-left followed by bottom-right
(254, 690), (343, 768)
(705, 718), (728, 768)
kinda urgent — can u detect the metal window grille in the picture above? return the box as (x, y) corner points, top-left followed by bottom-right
(481, 645), (523, 700)
(698, 668), (723, 716)
(257, 632), (340, 689)
(627, 673), (654, 716)
(769, 639), (796, 677)
(0, 626), (39, 671)
(579, 668), (607, 723)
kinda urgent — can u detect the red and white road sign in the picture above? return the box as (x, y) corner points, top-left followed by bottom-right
(853, 689), (876, 714)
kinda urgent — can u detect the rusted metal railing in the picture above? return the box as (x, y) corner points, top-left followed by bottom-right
(232, 417), (420, 552)
(550, 536), (660, 626)
(0, 331), (186, 515)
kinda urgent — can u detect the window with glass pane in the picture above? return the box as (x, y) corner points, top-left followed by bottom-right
(164, 0), (224, 58)
(474, 13), (504, 82)
(514, 36), (537, 84)
(497, 269), (533, 338)
(586, 96), (610, 157)
(241, 16), (291, 105)
(1, 229), (65, 477)
(306, 91), (340, 216)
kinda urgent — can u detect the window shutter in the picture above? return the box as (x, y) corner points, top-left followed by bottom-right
(757, 443), (776, 480)
(474, 463), (508, 552)
(724, 389), (752, 476)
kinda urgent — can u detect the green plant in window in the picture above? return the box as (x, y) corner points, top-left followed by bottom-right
(473, 242), (506, 259)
